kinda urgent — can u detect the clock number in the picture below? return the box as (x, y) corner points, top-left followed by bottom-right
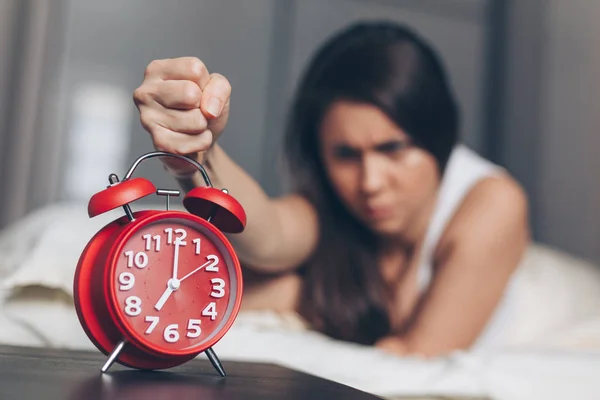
(205, 255), (219, 272)
(142, 234), (161, 252)
(174, 228), (187, 245)
(118, 272), (135, 291)
(124, 296), (142, 316)
(165, 228), (187, 245)
(202, 302), (218, 320)
(192, 238), (201, 255)
(144, 316), (159, 334)
(163, 324), (179, 343)
(124, 251), (148, 269)
(187, 319), (202, 338)
(210, 278), (225, 298)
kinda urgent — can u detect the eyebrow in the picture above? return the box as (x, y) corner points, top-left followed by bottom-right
(374, 139), (410, 152)
(332, 138), (410, 153)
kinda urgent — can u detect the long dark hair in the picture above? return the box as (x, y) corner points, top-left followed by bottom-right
(284, 21), (459, 345)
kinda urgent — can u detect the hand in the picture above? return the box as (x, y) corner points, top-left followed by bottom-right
(172, 241), (180, 280)
(375, 336), (409, 357)
(133, 57), (232, 177)
(154, 279), (180, 311)
(154, 242), (182, 311)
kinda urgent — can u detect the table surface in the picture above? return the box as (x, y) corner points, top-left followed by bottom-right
(0, 345), (383, 400)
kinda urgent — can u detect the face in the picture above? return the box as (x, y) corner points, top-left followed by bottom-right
(319, 100), (440, 239)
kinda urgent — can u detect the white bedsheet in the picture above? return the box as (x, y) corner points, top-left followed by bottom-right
(1, 202), (600, 400)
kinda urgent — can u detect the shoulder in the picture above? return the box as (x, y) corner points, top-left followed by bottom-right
(453, 174), (528, 228)
(435, 173), (530, 268)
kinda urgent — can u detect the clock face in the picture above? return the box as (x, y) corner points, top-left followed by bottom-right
(108, 214), (240, 356)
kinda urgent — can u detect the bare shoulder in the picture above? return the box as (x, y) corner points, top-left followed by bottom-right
(436, 174), (530, 266)
(450, 174), (529, 230)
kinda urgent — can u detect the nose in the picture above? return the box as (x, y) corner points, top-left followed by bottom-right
(360, 155), (384, 195)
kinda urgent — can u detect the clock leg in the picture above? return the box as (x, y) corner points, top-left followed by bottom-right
(205, 347), (226, 377)
(101, 340), (126, 373)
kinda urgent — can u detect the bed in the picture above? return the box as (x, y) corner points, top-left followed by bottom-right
(1, 202), (600, 400)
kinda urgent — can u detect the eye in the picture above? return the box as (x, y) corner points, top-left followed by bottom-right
(376, 140), (410, 155)
(332, 146), (360, 161)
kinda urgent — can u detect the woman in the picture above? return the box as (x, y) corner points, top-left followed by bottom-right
(133, 21), (529, 357)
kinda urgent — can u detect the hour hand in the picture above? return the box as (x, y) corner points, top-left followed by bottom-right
(154, 279), (180, 311)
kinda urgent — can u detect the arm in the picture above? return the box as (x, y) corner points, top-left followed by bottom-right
(179, 144), (319, 272)
(376, 175), (530, 357)
(134, 57), (319, 273)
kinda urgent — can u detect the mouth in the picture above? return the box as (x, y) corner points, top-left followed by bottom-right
(362, 204), (394, 220)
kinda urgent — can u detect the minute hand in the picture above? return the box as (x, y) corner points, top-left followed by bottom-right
(172, 242), (180, 280)
(179, 255), (219, 282)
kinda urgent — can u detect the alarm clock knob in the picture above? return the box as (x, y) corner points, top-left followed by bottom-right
(88, 176), (157, 218)
(183, 187), (246, 233)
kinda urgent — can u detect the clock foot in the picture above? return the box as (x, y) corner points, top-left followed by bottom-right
(101, 340), (126, 373)
(205, 347), (226, 377)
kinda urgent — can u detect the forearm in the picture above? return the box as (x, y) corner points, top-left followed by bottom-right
(174, 144), (289, 271)
(375, 332), (463, 358)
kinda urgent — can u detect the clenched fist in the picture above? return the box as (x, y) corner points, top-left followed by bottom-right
(133, 57), (231, 176)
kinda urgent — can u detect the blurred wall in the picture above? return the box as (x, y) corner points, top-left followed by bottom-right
(57, 0), (279, 199)
(500, 0), (600, 264)
(1, 0), (599, 264)
(0, 1), (18, 155)
(0, 0), (67, 226)
(539, 0), (600, 263)
(55, 0), (494, 200)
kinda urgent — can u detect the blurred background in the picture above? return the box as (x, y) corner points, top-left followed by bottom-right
(0, 0), (598, 265)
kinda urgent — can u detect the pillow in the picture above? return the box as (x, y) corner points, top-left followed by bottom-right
(1, 203), (121, 295)
(0, 201), (183, 295)
(506, 243), (600, 346)
(0, 201), (187, 350)
(0, 203), (84, 282)
(1, 285), (93, 349)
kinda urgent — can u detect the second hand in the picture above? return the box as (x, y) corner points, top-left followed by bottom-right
(180, 256), (217, 282)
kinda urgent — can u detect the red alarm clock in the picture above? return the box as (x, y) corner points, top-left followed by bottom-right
(73, 151), (246, 377)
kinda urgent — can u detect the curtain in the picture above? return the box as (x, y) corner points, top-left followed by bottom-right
(0, 0), (67, 228)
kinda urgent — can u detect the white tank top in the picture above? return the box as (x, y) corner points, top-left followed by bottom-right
(416, 144), (516, 352)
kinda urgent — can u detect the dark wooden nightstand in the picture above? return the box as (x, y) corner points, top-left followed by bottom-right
(0, 345), (383, 399)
